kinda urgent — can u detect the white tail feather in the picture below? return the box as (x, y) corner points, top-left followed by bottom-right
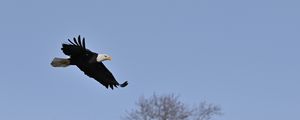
(51, 58), (70, 67)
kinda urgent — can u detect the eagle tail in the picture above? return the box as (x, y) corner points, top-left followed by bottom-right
(120, 81), (128, 87)
(51, 57), (70, 67)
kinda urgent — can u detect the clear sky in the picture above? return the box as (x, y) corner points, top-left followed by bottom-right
(0, 0), (299, 120)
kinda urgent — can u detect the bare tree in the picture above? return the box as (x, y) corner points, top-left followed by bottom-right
(124, 93), (222, 120)
(191, 102), (222, 120)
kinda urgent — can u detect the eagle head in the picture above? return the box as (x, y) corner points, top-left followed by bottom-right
(96, 54), (112, 62)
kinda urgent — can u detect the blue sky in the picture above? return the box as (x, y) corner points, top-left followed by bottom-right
(0, 0), (299, 120)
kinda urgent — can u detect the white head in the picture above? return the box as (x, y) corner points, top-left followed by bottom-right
(96, 54), (112, 62)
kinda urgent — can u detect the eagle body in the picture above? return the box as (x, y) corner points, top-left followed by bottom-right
(51, 35), (128, 89)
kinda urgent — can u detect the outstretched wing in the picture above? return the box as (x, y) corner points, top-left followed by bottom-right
(77, 62), (127, 89)
(61, 35), (92, 56)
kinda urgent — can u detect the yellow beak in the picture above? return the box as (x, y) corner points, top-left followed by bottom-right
(107, 56), (112, 61)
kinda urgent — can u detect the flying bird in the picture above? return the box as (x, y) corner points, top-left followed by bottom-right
(51, 35), (128, 89)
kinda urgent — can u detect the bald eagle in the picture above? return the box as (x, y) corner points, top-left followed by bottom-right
(51, 35), (128, 89)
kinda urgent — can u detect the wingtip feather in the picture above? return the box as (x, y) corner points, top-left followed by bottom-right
(82, 37), (86, 49)
(78, 35), (82, 47)
(73, 37), (79, 45)
(120, 81), (128, 87)
(68, 39), (76, 45)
